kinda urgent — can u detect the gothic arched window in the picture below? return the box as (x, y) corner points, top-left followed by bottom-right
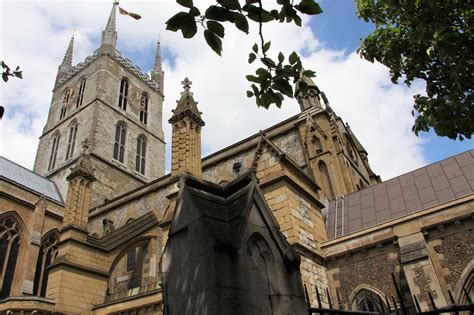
(65, 120), (78, 161)
(139, 93), (148, 125)
(135, 135), (147, 175)
(33, 231), (59, 297)
(353, 289), (385, 312)
(60, 89), (70, 120)
(48, 132), (61, 171)
(312, 135), (323, 154)
(118, 78), (129, 110)
(76, 77), (86, 108)
(0, 216), (21, 298)
(113, 122), (126, 163)
(319, 161), (335, 197)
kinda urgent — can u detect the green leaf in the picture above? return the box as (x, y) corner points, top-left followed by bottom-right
(294, 15), (302, 26)
(278, 52), (284, 63)
(248, 53), (257, 64)
(233, 12), (249, 33)
(2, 73), (8, 82)
(272, 79), (293, 97)
(207, 21), (225, 38)
(205, 5), (234, 22)
(221, 0), (241, 11)
(189, 7), (201, 16)
(177, 0), (193, 8)
(166, 12), (192, 32)
(181, 19), (197, 38)
(289, 51), (298, 65)
(204, 29), (223, 55)
(244, 4), (274, 23)
(247, 90), (254, 97)
(263, 41), (271, 53)
(296, 0), (323, 15)
(252, 43), (258, 53)
(261, 57), (276, 68)
(303, 70), (316, 77)
(246, 75), (260, 83)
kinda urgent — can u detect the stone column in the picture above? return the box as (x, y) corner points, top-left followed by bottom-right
(398, 233), (447, 311)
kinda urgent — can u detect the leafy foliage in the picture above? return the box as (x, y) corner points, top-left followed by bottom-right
(1, 61), (23, 83)
(356, 0), (474, 140)
(165, 0), (322, 108)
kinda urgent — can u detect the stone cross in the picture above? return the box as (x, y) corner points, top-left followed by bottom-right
(181, 77), (192, 94)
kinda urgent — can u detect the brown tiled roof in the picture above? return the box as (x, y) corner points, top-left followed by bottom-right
(326, 150), (474, 239)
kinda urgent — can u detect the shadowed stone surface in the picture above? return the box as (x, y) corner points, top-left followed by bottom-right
(161, 172), (307, 314)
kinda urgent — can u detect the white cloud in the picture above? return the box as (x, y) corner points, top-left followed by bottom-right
(0, 0), (426, 180)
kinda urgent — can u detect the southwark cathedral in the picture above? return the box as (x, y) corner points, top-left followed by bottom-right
(1, 3), (473, 314)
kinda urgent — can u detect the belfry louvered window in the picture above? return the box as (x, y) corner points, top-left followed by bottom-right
(113, 122), (126, 163)
(118, 78), (129, 110)
(76, 77), (86, 108)
(139, 93), (148, 125)
(48, 132), (60, 171)
(33, 232), (58, 297)
(65, 120), (78, 160)
(135, 135), (146, 175)
(0, 216), (21, 298)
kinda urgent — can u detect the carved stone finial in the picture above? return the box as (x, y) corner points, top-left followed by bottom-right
(181, 77), (192, 94)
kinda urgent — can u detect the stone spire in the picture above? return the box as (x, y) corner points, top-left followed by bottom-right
(169, 78), (205, 177)
(100, 1), (118, 53)
(295, 70), (323, 112)
(55, 33), (75, 88)
(151, 36), (165, 94)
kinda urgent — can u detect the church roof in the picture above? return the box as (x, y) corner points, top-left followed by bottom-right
(0, 156), (63, 203)
(326, 149), (474, 239)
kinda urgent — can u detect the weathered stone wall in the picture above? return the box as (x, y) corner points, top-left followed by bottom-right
(427, 222), (474, 292)
(328, 249), (400, 303)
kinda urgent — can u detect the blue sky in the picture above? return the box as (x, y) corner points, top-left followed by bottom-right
(0, 0), (471, 180)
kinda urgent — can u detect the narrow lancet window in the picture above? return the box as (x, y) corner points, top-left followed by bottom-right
(139, 93), (148, 125)
(0, 216), (21, 298)
(76, 77), (86, 108)
(65, 120), (78, 160)
(118, 78), (129, 110)
(113, 122), (126, 163)
(48, 132), (61, 171)
(135, 135), (146, 175)
(33, 232), (58, 297)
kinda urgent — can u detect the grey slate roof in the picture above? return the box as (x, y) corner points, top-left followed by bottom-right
(0, 156), (63, 203)
(326, 149), (474, 239)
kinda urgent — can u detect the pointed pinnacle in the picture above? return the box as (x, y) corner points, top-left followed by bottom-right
(105, 1), (118, 32)
(61, 34), (75, 67)
(153, 36), (162, 70)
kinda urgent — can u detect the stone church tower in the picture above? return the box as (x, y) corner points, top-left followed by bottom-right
(33, 2), (166, 206)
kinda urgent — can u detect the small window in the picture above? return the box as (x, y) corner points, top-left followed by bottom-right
(48, 132), (61, 171)
(76, 78), (86, 108)
(59, 89), (72, 120)
(139, 93), (148, 125)
(118, 78), (129, 110)
(113, 122), (126, 163)
(65, 120), (78, 160)
(126, 248), (136, 272)
(135, 135), (146, 175)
